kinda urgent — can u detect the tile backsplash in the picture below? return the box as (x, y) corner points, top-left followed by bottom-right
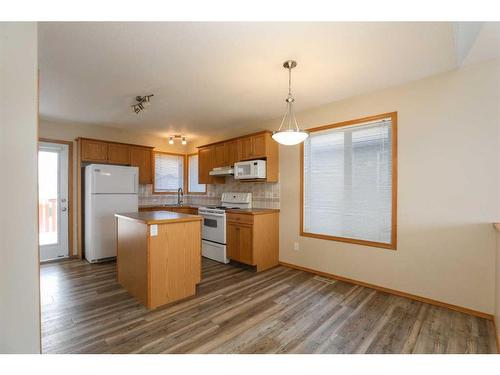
(138, 177), (280, 209)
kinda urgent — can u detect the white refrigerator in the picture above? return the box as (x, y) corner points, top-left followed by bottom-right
(85, 164), (138, 263)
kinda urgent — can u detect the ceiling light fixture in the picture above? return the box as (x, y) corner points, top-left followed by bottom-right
(168, 134), (187, 146)
(131, 94), (154, 114)
(272, 60), (309, 146)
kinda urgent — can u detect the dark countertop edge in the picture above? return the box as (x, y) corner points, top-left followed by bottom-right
(139, 205), (280, 215)
(225, 208), (280, 215)
(115, 212), (202, 225)
(139, 204), (203, 209)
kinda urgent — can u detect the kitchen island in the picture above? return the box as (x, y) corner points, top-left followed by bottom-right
(115, 211), (202, 309)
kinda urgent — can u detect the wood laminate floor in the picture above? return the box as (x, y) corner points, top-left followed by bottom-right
(40, 258), (498, 354)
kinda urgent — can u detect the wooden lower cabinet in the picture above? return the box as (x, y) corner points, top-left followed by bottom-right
(227, 222), (253, 265)
(116, 215), (201, 309)
(226, 211), (279, 272)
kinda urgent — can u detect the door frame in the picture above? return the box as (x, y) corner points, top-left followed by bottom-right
(38, 138), (74, 258)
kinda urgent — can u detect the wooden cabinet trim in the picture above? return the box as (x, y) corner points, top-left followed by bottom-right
(77, 137), (154, 149)
(196, 130), (272, 149)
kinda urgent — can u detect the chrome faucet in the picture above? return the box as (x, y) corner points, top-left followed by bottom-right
(177, 187), (184, 205)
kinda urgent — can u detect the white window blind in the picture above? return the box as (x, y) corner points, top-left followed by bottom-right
(154, 153), (184, 192)
(303, 118), (393, 245)
(188, 154), (205, 193)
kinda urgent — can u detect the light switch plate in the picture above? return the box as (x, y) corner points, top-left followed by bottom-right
(150, 224), (158, 237)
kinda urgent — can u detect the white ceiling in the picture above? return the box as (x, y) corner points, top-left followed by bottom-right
(38, 22), (499, 141)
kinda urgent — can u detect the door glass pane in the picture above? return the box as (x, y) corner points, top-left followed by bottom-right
(39, 151), (59, 245)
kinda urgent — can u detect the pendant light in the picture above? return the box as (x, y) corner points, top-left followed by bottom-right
(272, 60), (309, 146)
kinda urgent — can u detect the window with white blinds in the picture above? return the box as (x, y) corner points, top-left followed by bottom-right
(153, 152), (184, 193)
(187, 154), (206, 193)
(302, 114), (396, 248)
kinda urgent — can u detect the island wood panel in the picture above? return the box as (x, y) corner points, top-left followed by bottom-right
(149, 221), (201, 309)
(116, 218), (149, 307)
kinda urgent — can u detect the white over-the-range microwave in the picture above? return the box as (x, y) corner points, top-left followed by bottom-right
(234, 159), (266, 180)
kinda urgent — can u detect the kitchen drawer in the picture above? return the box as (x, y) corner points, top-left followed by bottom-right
(226, 213), (254, 225)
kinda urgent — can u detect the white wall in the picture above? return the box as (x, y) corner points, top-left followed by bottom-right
(261, 59), (500, 314)
(0, 22), (40, 353)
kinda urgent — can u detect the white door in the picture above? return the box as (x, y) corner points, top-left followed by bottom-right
(38, 142), (69, 261)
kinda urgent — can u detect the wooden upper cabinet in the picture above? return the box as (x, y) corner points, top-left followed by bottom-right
(108, 144), (131, 165)
(251, 133), (267, 158)
(225, 140), (239, 166)
(238, 133), (267, 160)
(198, 147), (214, 184)
(130, 147), (153, 185)
(238, 137), (253, 160)
(197, 131), (279, 183)
(199, 146), (225, 184)
(81, 139), (108, 162)
(213, 143), (226, 168)
(79, 138), (153, 185)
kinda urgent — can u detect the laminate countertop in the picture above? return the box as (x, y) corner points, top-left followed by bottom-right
(226, 208), (280, 215)
(115, 211), (202, 225)
(138, 204), (203, 209)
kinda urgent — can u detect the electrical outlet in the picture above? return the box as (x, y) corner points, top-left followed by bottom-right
(150, 225), (158, 237)
(293, 242), (300, 251)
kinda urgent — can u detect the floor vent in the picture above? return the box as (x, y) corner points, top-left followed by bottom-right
(313, 275), (337, 285)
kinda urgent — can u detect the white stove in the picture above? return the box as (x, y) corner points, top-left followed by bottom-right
(198, 192), (252, 264)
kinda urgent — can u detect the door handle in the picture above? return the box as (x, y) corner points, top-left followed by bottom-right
(61, 207), (67, 212)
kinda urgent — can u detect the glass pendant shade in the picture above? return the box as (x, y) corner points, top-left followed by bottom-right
(272, 60), (309, 146)
(272, 129), (309, 145)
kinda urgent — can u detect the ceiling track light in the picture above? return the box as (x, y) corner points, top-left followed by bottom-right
(168, 134), (187, 146)
(131, 94), (154, 114)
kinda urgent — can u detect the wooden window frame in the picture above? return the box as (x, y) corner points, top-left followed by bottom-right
(152, 151), (187, 195)
(300, 112), (398, 250)
(186, 152), (207, 195)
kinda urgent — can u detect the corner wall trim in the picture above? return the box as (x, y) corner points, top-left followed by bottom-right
(494, 317), (500, 354)
(279, 261), (494, 321)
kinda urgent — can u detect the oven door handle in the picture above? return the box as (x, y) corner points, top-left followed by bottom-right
(199, 212), (226, 218)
